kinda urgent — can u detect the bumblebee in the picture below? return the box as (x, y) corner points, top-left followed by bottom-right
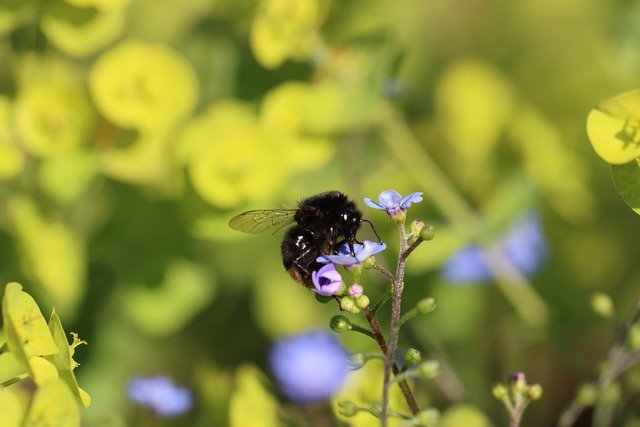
(229, 191), (376, 286)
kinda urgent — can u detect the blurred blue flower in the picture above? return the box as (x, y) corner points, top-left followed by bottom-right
(311, 263), (343, 296)
(364, 190), (423, 216)
(269, 330), (349, 403)
(441, 213), (548, 284)
(127, 376), (193, 417)
(316, 240), (386, 266)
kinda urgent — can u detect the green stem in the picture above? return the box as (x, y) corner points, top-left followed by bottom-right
(1, 374), (29, 388)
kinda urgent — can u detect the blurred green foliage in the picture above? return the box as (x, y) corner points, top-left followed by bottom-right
(0, 0), (640, 425)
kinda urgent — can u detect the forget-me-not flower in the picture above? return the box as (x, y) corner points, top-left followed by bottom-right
(364, 190), (423, 217)
(317, 240), (386, 266)
(127, 375), (193, 417)
(269, 330), (349, 403)
(441, 212), (548, 284)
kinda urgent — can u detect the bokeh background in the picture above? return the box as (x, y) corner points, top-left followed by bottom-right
(1, 0), (640, 425)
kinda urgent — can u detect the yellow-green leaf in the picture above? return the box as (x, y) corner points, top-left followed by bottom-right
(229, 365), (279, 427)
(2, 282), (58, 360)
(46, 311), (91, 407)
(0, 352), (26, 386)
(587, 90), (640, 165)
(612, 159), (640, 215)
(0, 387), (22, 427)
(23, 378), (81, 427)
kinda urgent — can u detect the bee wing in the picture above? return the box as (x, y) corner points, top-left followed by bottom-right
(228, 209), (297, 234)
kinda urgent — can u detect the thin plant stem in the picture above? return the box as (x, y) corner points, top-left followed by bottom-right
(362, 308), (420, 416)
(381, 221), (410, 426)
(559, 298), (640, 426)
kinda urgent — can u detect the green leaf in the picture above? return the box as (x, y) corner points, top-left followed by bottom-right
(0, 387), (22, 427)
(23, 378), (80, 427)
(612, 159), (640, 215)
(587, 90), (640, 165)
(229, 365), (279, 427)
(46, 311), (91, 407)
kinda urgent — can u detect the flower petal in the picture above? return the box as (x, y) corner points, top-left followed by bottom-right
(399, 192), (424, 209)
(376, 190), (403, 209)
(363, 197), (384, 210)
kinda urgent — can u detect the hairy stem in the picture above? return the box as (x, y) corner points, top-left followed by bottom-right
(381, 222), (410, 425)
(363, 308), (420, 417)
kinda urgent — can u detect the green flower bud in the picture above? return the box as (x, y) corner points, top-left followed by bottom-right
(577, 383), (597, 405)
(410, 219), (425, 236)
(330, 315), (351, 333)
(629, 323), (640, 350)
(417, 298), (437, 315)
(420, 224), (435, 241)
(492, 384), (509, 400)
(414, 409), (440, 427)
(337, 400), (359, 417)
(404, 348), (422, 367)
(363, 255), (376, 270)
(419, 360), (440, 379)
(509, 372), (528, 393)
(339, 297), (359, 314)
(348, 352), (366, 370)
(591, 292), (614, 319)
(527, 384), (543, 401)
(355, 295), (370, 309)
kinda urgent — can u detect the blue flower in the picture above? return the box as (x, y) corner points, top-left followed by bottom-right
(441, 213), (548, 285)
(316, 240), (387, 266)
(127, 376), (193, 417)
(364, 190), (423, 216)
(311, 263), (343, 296)
(269, 330), (349, 403)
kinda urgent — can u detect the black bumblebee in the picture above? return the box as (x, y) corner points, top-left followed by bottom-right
(229, 191), (378, 286)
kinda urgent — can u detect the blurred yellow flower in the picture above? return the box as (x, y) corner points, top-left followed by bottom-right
(14, 56), (94, 158)
(89, 40), (198, 132)
(250, 0), (321, 69)
(41, 3), (126, 57)
(181, 101), (291, 208)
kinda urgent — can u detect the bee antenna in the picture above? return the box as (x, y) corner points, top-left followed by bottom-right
(361, 219), (382, 243)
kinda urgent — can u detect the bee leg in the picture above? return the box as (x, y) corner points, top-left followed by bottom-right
(362, 219), (383, 244)
(293, 248), (313, 277)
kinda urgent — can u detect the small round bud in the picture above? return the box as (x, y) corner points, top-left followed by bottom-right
(629, 323), (640, 350)
(508, 372), (528, 393)
(348, 352), (366, 370)
(348, 284), (364, 298)
(591, 292), (614, 319)
(420, 224), (435, 242)
(414, 408), (440, 427)
(577, 383), (598, 406)
(404, 348), (422, 366)
(330, 315), (351, 333)
(410, 219), (426, 236)
(416, 298), (437, 315)
(419, 360), (440, 379)
(340, 297), (359, 314)
(492, 384), (508, 400)
(337, 400), (359, 417)
(527, 384), (543, 401)
(355, 295), (370, 309)
(346, 263), (363, 281)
